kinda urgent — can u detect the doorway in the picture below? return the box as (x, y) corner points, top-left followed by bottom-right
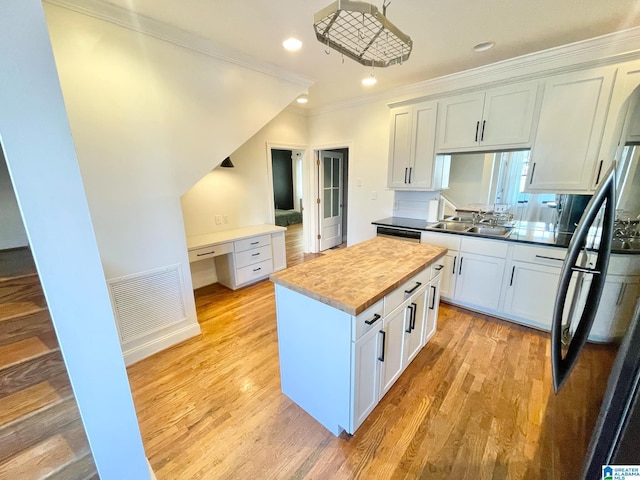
(317, 148), (349, 251)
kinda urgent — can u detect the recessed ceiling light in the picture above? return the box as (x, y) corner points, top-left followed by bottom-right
(362, 75), (377, 86)
(296, 95), (308, 104)
(473, 41), (495, 52)
(283, 38), (302, 51)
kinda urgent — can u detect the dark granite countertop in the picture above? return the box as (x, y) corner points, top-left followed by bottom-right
(372, 217), (639, 255)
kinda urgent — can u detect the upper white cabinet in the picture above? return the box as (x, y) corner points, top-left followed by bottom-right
(388, 101), (447, 190)
(436, 81), (540, 152)
(526, 66), (616, 193)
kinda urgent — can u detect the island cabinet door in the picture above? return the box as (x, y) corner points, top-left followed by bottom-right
(379, 300), (410, 398)
(403, 286), (428, 366)
(424, 272), (442, 345)
(351, 326), (382, 433)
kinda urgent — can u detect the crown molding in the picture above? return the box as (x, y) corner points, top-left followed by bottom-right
(44, 0), (316, 89)
(310, 26), (640, 116)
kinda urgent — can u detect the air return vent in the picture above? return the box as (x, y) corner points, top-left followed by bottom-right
(108, 264), (187, 345)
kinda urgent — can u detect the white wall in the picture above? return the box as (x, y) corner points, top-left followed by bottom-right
(0, 2), (148, 478)
(181, 109), (310, 237)
(0, 150), (29, 249)
(308, 101), (394, 246)
(43, 4), (309, 358)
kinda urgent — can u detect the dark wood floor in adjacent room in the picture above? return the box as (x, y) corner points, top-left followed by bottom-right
(127, 225), (615, 479)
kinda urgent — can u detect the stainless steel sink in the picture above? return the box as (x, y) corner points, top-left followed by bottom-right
(430, 222), (473, 232)
(466, 225), (514, 237)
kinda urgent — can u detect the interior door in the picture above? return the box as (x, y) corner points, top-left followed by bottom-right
(319, 150), (343, 251)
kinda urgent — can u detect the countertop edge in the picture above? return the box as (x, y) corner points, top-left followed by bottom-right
(187, 224), (286, 250)
(270, 249), (447, 316)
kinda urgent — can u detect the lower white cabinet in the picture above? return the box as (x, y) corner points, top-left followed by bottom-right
(425, 270), (442, 343)
(379, 299), (410, 397)
(439, 252), (458, 300)
(451, 237), (508, 311)
(403, 285), (428, 370)
(352, 324), (382, 431)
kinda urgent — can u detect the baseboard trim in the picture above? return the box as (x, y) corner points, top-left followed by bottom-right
(123, 321), (201, 366)
(147, 458), (157, 480)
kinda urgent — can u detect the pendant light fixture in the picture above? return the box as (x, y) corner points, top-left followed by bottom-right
(313, 0), (412, 68)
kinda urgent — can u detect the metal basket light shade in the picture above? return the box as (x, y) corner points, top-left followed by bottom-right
(313, 0), (412, 67)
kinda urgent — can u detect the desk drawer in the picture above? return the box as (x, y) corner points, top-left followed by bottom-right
(236, 259), (273, 285)
(235, 234), (271, 253)
(188, 242), (233, 262)
(235, 245), (272, 269)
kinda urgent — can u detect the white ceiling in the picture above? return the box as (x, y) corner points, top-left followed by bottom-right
(98, 0), (640, 109)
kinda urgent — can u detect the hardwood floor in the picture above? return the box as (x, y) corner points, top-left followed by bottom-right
(284, 223), (322, 267)
(127, 243), (616, 479)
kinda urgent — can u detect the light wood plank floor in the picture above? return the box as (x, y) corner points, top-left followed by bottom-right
(127, 235), (615, 479)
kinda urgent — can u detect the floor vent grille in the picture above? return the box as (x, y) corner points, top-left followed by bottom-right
(108, 264), (187, 345)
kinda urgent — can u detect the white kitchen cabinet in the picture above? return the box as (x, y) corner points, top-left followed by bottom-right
(379, 299), (409, 397)
(573, 274), (640, 342)
(454, 252), (506, 311)
(352, 322), (382, 432)
(403, 285), (428, 366)
(452, 237), (508, 311)
(421, 231), (461, 301)
(436, 81), (539, 151)
(526, 66), (616, 193)
(501, 244), (565, 329)
(424, 268), (442, 344)
(388, 101), (446, 190)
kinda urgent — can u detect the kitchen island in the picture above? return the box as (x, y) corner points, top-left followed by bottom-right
(270, 236), (446, 435)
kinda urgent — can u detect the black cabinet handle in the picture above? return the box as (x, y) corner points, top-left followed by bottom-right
(480, 120), (486, 141)
(535, 255), (563, 262)
(250, 241), (260, 245)
(251, 252), (261, 257)
(429, 286), (436, 310)
(253, 267), (262, 272)
(196, 250), (215, 257)
(410, 302), (417, 330)
(405, 305), (414, 333)
(595, 160), (604, 185)
(434, 264), (444, 271)
(408, 167), (413, 183)
(365, 313), (381, 325)
(529, 163), (536, 185)
(452, 256), (457, 274)
(378, 330), (386, 362)
(509, 265), (516, 286)
(404, 281), (422, 295)
(475, 121), (480, 142)
(404, 167), (408, 184)
(458, 257), (464, 275)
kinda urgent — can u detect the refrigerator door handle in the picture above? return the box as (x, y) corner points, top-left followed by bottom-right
(551, 162), (616, 393)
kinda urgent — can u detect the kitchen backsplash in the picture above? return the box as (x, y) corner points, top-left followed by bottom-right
(393, 190), (441, 220)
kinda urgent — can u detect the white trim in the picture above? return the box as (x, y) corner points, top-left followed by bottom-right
(44, 0), (315, 89)
(122, 320), (201, 366)
(310, 27), (640, 116)
(147, 459), (157, 480)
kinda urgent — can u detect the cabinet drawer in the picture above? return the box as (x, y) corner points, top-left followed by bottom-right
(460, 237), (508, 258)
(353, 300), (384, 341)
(430, 261), (445, 280)
(384, 268), (430, 315)
(235, 234), (271, 253)
(512, 244), (566, 265)
(236, 259), (273, 285)
(235, 245), (272, 269)
(188, 242), (233, 262)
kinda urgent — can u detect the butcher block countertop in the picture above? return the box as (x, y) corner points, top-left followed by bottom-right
(270, 237), (447, 316)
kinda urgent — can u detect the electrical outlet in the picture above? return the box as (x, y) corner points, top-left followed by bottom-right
(394, 201), (399, 210)
(215, 215), (222, 225)
(223, 215), (229, 224)
(371, 190), (377, 200)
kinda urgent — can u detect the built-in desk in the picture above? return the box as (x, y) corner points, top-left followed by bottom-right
(187, 225), (286, 290)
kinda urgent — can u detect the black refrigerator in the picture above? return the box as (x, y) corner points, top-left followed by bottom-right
(547, 163), (640, 479)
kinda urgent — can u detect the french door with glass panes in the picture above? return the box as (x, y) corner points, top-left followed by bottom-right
(319, 150), (343, 251)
